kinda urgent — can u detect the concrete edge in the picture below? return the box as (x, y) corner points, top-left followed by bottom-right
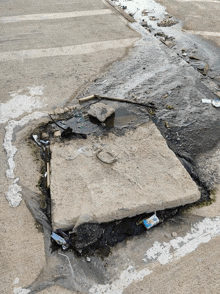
(103, 0), (136, 23)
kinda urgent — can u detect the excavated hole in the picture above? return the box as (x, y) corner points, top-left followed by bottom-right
(29, 101), (212, 257)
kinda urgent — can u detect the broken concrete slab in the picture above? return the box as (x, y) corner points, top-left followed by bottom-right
(87, 102), (115, 122)
(50, 121), (200, 230)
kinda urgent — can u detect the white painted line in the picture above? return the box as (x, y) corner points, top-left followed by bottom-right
(0, 9), (113, 23)
(186, 30), (220, 37)
(90, 217), (220, 294)
(202, 98), (212, 103)
(4, 111), (48, 207)
(177, 0), (220, 3)
(0, 38), (139, 62)
(0, 86), (44, 124)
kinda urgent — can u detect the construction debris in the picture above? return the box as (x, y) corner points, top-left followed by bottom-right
(87, 102), (115, 122)
(157, 18), (178, 27)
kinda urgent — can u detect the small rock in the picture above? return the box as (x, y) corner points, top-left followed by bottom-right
(86, 257), (91, 262)
(41, 132), (49, 140)
(192, 61), (209, 75)
(163, 94), (169, 98)
(88, 102), (115, 122)
(215, 91), (220, 97)
(164, 233), (171, 239)
(182, 53), (187, 57)
(189, 55), (200, 60)
(149, 16), (158, 21)
(155, 32), (166, 38)
(64, 107), (69, 112)
(141, 21), (149, 28)
(54, 107), (61, 115)
(203, 63), (209, 75)
(171, 232), (178, 237)
(164, 40), (176, 49)
(142, 9), (149, 16)
(49, 110), (55, 115)
(165, 13), (173, 18)
(54, 130), (61, 137)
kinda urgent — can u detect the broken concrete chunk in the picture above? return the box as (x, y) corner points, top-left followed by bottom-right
(157, 19), (178, 27)
(54, 130), (61, 137)
(50, 122), (200, 230)
(215, 91), (220, 98)
(172, 232), (178, 237)
(149, 16), (158, 21)
(203, 63), (209, 75)
(163, 40), (176, 49)
(141, 21), (149, 28)
(87, 102), (115, 122)
(189, 55), (200, 60)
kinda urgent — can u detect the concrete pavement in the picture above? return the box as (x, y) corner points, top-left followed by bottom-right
(157, 0), (220, 46)
(0, 1), (139, 293)
(1, 0), (220, 293)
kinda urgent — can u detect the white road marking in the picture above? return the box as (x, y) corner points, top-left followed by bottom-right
(0, 38), (139, 62)
(90, 217), (220, 294)
(187, 30), (220, 37)
(0, 9), (113, 23)
(13, 288), (30, 294)
(143, 217), (220, 265)
(177, 0), (220, 3)
(0, 86), (44, 124)
(4, 111), (47, 207)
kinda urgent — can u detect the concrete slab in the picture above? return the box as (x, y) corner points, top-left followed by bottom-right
(50, 121), (200, 230)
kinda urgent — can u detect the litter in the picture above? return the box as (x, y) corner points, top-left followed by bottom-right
(32, 135), (41, 147)
(32, 135), (49, 151)
(142, 213), (160, 229)
(78, 94), (157, 109)
(40, 140), (49, 145)
(202, 99), (212, 104)
(96, 149), (117, 164)
(51, 232), (69, 250)
(212, 99), (220, 108)
(202, 99), (220, 107)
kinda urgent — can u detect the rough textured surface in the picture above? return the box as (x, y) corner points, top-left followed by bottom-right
(50, 121), (200, 230)
(0, 0), (139, 292)
(87, 102), (115, 122)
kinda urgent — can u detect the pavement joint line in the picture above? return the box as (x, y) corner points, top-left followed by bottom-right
(186, 30), (220, 37)
(0, 9), (113, 23)
(0, 38), (139, 62)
